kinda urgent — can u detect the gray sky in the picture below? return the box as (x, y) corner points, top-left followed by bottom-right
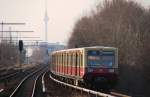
(0, 0), (149, 44)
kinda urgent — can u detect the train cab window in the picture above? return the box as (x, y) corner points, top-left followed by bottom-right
(101, 51), (115, 68)
(87, 50), (115, 68)
(87, 51), (100, 67)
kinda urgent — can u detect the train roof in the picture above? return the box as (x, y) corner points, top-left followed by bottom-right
(51, 46), (117, 54)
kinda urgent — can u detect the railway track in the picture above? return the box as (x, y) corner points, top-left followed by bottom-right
(0, 65), (44, 97)
(0, 71), (20, 81)
(45, 72), (131, 97)
(33, 70), (48, 97)
(9, 66), (48, 97)
(0, 65), (41, 84)
(6, 67), (129, 97)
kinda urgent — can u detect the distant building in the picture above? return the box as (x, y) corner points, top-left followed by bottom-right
(24, 42), (66, 64)
(38, 42), (66, 53)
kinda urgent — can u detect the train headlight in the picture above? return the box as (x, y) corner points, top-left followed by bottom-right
(88, 68), (93, 72)
(109, 69), (114, 73)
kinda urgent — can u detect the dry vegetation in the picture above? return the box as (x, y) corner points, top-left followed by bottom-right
(45, 72), (88, 97)
(0, 42), (19, 70)
(31, 47), (49, 64)
(68, 0), (150, 96)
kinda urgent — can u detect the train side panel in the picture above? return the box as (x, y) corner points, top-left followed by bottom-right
(50, 46), (118, 89)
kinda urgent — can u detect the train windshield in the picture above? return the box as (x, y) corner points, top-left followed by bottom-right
(87, 50), (115, 68)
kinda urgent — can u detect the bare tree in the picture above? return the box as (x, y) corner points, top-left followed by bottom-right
(68, 0), (150, 96)
(0, 42), (19, 70)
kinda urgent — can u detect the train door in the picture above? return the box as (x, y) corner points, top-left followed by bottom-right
(75, 52), (79, 77)
(59, 54), (62, 73)
(66, 53), (69, 75)
(62, 53), (65, 74)
(68, 53), (70, 75)
(62, 53), (63, 74)
(76, 53), (80, 77)
(80, 54), (83, 77)
(56, 54), (58, 73)
(62, 53), (64, 74)
(70, 53), (73, 75)
(65, 53), (67, 75)
(72, 53), (76, 76)
(58, 54), (60, 73)
(54, 55), (56, 72)
(64, 53), (66, 75)
(79, 53), (82, 77)
(60, 53), (62, 74)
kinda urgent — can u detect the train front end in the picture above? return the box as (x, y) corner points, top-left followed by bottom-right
(83, 47), (118, 89)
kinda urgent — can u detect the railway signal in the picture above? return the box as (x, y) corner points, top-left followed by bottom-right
(19, 40), (24, 52)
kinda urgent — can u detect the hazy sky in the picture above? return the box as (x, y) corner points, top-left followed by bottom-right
(0, 0), (149, 44)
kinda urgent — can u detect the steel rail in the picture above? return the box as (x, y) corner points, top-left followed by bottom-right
(31, 73), (41, 97)
(31, 69), (48, 97)
(0, 71), (20, 80)
(0, 89), (4, 93)
(9, 67), (45, 97)
(111, 92), (131, 97)
(42, 71), (47, 93)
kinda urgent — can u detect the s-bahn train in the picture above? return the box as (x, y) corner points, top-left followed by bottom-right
(50, 46), (118, 89)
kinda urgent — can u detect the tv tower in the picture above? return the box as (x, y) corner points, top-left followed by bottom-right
(44, 0), (49, 42)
